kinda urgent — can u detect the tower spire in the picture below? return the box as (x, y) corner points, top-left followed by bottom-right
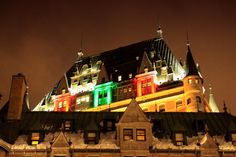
(156, 24), (163, 40)
(208, 85), (219, 112)
(185, 34), (199, 76)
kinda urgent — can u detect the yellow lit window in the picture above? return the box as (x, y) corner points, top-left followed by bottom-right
(31, 141), (39, 145)
(118, 75), (122, 81)
(195, 79), (199, 84)
(175, 133), (184, 146)
(136, 129), (146, 141)
(31, 132), (40, 145)
(144, 67), (148, 73)
(188, 79), (192, 84)
(76, 98), (81, 104)
(58, 102), (63, 108)
(129, 73), (132, 79)
(86, 96), (90, 102)
(64, 121), (71, 131)
(147, 82), (151, 87)
(128, 87), (132, 92)
(123, 129), (133, 141)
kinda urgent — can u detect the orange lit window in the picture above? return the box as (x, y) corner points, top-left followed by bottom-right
(31, 132), (40, 145)
(124, 88), (127, 93)
(176, 100), (182, 108)
(124, 129), (133, 141)
(88, 132), (96, 144)
(195, 79), (199, 84)
(136, 129), (146, 141)
(188, 79), (192, 84)
(64, 121), (71, 131)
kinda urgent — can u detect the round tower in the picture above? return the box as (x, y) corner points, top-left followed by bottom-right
(183, 44), (205, 112)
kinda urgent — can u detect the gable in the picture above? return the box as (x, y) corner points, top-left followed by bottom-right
(138, 51), (153, 74)
(119, 99), (149, 123)
(52, 132), (69, 147)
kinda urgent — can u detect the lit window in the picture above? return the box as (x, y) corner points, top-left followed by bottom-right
(88, 132), (96, 144)
(62, 89), (66, 94)
(129, 73), (132, 79)
(136, 129), (146, 141)
(195, 79), (199, 84)
(232, 134), (236, 145)
(128, 87), (132, 92)
(86, 96), (89, 102)
(58, 102), (63, 108)
(175, 133), (184, 146)
(147, 82), (151, 87)
(76, 98), (81, 104)
(187, 98), (191, 105)
(123, 129), (133, 141)
(124, 88), (127, 93)
(144, 67), (148, 73)
(31, 132), (40, 145)
(64, 121), (71, 131)
(63, 101), (67, 107)
(159, 105), (165, 112)
(118, 75), (122, 81)
(188, 79), (192, 84)
(176, 100), (182, 108)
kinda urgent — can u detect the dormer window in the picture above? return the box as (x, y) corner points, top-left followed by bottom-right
(232, 134), (236, 145)
(64, 121), (71, 131)
(87, 132), (96, 144)
(175, 133), (184, 146)
(123, 129), (133, 141)
(136, 129), (146, 141)
(31, 132), (40, 145)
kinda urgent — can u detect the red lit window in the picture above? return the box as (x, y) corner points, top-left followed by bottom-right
(141, 79), (152, 95)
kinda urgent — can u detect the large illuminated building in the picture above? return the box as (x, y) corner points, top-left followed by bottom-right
(2, 28), (236, 157)
(34, 28), (218, 113)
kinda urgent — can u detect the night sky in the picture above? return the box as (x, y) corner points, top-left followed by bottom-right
(0, 0), (236, 113)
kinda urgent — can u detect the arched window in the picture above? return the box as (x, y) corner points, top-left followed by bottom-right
(196, 96), (202, 103)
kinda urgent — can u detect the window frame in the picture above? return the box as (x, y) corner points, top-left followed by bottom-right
(136, 129), (146, 141)
(123, 129), (133, 141)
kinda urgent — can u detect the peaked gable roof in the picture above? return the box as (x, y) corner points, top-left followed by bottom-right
(119, 99), (149, 123)
(52, 131), (69, 147)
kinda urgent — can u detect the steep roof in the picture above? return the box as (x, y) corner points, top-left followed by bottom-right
(185, 45), (199, 76)
(119, 99), (149, 123)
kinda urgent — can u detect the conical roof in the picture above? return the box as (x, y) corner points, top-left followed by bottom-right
(185, 46), (199, 76)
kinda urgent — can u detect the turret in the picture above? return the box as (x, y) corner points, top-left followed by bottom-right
(208, 86), (219, 112)
(183, 43), (205, 112)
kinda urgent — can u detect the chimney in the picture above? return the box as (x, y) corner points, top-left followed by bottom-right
(7, 73), (27, 120)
